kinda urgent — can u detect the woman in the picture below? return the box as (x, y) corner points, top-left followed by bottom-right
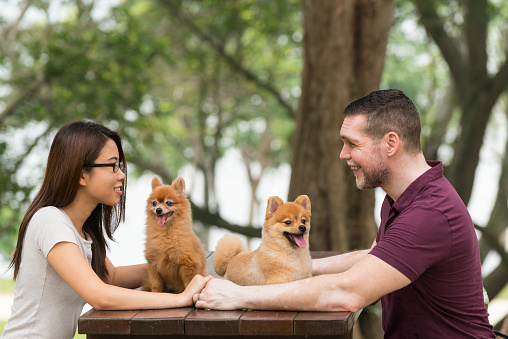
(2, 121), (211, 339)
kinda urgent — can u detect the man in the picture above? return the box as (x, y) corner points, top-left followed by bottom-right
(194, 89), (494, 338)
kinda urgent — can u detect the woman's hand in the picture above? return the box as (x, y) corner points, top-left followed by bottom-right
(179, 275), (213, 306)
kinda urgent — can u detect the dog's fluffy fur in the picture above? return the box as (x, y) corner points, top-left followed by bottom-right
(143, 176), (206, 293)
(213, 195), (312, 285)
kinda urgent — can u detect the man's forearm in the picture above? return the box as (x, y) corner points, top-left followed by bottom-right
(241, 274), (364, 312)
(111, 263), (148, 288)
(312, 250), (369, 276)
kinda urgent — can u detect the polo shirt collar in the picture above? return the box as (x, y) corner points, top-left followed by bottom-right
(388, 161), (443, 214)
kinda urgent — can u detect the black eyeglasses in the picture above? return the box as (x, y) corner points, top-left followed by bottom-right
(84, 161), (124, 173)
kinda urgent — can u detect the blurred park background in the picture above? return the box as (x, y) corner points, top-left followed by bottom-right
(1, 0), (508, 337)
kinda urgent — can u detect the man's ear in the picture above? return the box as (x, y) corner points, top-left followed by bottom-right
(385, 132), (400, 157)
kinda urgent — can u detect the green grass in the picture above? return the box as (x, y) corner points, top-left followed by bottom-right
(74, 330), (86, 339)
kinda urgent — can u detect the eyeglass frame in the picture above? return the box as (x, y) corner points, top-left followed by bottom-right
(84, 161), (124, 173)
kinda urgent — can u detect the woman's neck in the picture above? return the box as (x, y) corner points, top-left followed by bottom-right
(61, 194), (96, 239)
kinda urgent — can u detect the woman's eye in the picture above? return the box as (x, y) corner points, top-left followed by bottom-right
(284, 220), (292, 225)
(166, 201), (173, 206)
(152, 201), (157, 207)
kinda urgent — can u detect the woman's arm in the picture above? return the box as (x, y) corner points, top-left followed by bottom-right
(195, 252), (408, 312)
(47, 242), (211, 310)
(105, 257), (148, 289)
(312, 240), (376, 276)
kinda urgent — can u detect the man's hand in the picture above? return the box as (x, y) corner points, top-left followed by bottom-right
(193, 278), (246, 310)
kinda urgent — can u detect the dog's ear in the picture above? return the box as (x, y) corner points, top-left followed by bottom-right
(171, 176), (186, 195)
(265, 196), (284, 220)
(294, 195), (311, 215)
(151, 176), (162, 190)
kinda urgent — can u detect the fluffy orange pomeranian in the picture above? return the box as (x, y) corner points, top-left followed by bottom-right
(143, 176), (206, 293)
(213, 195), (312, 285)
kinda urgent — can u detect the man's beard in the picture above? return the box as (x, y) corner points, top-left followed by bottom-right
(356, 153), (391, 190)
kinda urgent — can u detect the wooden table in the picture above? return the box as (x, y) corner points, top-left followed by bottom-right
(79, 251), (361, 338)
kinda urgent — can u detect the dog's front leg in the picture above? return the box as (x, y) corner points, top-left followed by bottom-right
(179, 258), (203, 291)
(148, 266), (165, 292)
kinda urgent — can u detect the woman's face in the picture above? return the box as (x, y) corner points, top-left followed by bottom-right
(81, 139), (126, 207)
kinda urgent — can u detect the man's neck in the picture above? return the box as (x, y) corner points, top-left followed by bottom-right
(382, 154), (431, 201)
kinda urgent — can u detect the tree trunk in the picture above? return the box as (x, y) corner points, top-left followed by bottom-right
(289, 1), (395, 338)
(289, 0), (394, 253)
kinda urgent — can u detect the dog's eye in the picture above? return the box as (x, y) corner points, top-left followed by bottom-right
(301, 219), (306, 224)
(166, 201), (173, 206)
(284, 220), (292, 225)
(152, 201), (157, 207)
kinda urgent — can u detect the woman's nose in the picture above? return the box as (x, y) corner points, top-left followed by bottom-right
(118, 168), (126, 180)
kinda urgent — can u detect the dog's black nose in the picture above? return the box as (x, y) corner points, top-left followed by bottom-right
(299, 225), (306, 233)
(156, 207), (163, 215)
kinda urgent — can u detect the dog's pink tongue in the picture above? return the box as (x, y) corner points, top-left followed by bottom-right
(157, 215), (165, 227)
(294, 234), (307, 248)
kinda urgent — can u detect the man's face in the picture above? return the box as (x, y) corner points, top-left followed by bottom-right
(339, 115), (391, 190)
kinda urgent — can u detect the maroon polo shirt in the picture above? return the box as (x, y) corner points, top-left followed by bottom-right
(369, 161), (494, 338)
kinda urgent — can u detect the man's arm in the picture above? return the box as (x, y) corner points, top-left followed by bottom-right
(105, 257), (148, 289)
(312, 240), (377, 276)
(195, 251), (407, 312)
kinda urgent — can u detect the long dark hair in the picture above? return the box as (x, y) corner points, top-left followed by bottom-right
(9, 121), (127, 282)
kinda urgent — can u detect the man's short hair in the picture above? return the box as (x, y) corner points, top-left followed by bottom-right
(343, 89), (422, 154)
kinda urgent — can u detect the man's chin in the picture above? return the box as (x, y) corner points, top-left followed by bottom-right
(355, 179), (366, 190)
(356, 178), (376, 190)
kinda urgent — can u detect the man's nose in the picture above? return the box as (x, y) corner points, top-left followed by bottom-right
(339, 145), (350, 160)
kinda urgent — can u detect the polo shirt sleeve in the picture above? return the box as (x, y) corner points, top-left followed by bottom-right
(31, 207), (81, 258)
(370, 206), (452, 282)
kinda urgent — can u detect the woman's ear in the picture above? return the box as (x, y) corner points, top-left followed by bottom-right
(79, 170), (88, 187)
(385, 132), (400, 157)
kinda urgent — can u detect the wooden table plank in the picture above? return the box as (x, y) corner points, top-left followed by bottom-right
(185, 309), (246, 336)
(130, 307), (194, 335)
(78, 309), (139, 335)
(294, 310), (360, 338)
(239, 310), (297, 335)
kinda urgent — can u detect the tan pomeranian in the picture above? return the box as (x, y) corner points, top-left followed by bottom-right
(143, 176), (206, 293)
(213, 195), (312, 285)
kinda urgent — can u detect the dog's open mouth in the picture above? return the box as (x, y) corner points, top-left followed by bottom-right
(284, 232), (307, 248)
(157, 212), (174, 227)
